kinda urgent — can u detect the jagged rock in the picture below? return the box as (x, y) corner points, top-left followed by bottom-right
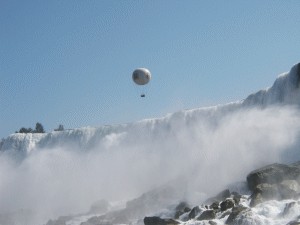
(188, 206), (201, 219)
(174, 211), (183, 220)
(220, 198), (235, 211)
(220, 210), (231, 219)
(280, 180), (300, 199)
(247, 163), (300, 191)
(175, 201), (190, 211)
(250, 180), (300, 207)
(231, 192), (242, 205)
(225, 206), (249, 225)
(197, 210), (216, 221)
(144, 216), (179, 225)
(250, 183), (279, 207)
(174, 201), (191, 219)
(210, 202), (219, 210)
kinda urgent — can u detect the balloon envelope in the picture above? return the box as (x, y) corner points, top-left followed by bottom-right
(132, 68), (151, 85)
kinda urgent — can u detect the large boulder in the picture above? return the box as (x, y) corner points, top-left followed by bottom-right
(188, 206), (201, 219)
(250, 183), (279, 207)
(247, 163), (300, 191)
(174, 201), (191, 219)
(250, 181), (300, 207)
(197, 210), (216, 221)
(220, 199), (235, 212)
(225, 206), (250, 225)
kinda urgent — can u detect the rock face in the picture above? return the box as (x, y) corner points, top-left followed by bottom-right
(225, 206), (249, 225)
(247, 163), (300, 191)
(220, 199), (235, 212)
(247, 163), (300, 206)
(197, 210), (215, 220)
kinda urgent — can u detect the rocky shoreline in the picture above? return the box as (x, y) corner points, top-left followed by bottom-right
(46, 161), (300, 225)
(143, 162), (300, 225)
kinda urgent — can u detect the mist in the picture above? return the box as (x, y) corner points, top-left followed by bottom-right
(1, 104), (300, 224)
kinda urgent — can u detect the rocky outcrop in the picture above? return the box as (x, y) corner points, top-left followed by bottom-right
(247, 163), (300, 191)
(225, 206), (250, 225)
(247, 163), (300, 206)
(197, 209), (215, 220)
(174, 202), (191, 219)
(140, 161), (300, 225)
(220, 198), (235, 211)
(45, 161), (300, 225)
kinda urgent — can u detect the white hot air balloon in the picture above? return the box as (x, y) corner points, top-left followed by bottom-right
(132, 68), (151, 97)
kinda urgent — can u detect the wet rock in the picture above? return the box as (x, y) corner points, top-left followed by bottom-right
(197, 210), (216, 221)
(250, 180), (300, 207)
(210, 202), (219, 210)
(174, 201), (191, 219)
(188, 206), (201, 219)
(231, 192), (242, 205)
(175, 201), (190, 212)
(280, 180), (300, 199)
(220, 199), (235, 211)
(225, 206), (249, 225)
(247, 163), (300, 191)
(250, 183), (279, 207)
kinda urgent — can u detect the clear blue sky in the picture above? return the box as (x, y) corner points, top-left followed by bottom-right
(1, 0), (300, 138)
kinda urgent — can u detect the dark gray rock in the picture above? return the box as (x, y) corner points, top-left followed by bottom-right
(247, 163), (300, 191)
(188, 206), (201, 219)
(250, 180), (300, 207)
(220, 210), (231, 219)
(250, 183), (279, 207)
(210, 202), (219, 210)
(197, 210), (216, 221)
(220, 199), (235, 211)
(231, 192), (242, 205)
(174, 201), (191, 219)
(175, 201), (190, 212)
(225, 206), (249, 225)
(279, 180), (300, 199)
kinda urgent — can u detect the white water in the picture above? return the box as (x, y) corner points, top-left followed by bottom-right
(1, 63), (300, 225)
